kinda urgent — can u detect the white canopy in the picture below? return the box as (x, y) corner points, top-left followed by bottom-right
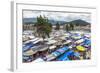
(46, 40), (57, 45)
(23, 49), (37, 56)
(33, 58), (44, 62)
(63, 33), (70, 37)
(46, 54), (56, 61)
(72, 36), (81, 40)
(49, 45), (56, 50)
(75, 39), (84, 44)
(33, 38), (43, 44)
(30, 38), (39, 42)
(28, 35), (35, 39)
(60, 36), (66, 40)
(39, 46), (48, 51)
(63, 40), (71, 45)
(24, 38), (39, 45)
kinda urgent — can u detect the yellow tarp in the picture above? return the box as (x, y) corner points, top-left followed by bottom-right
(76, 45), (86, 52)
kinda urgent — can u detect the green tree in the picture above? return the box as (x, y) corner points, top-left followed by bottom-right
(65, 24), (69, 31)
(35, 15), (52, 40)
(70, 23), (74, 30)
(55, 22), (60, 30)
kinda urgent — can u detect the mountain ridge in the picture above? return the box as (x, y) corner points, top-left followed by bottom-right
(23, 18), (90, 25)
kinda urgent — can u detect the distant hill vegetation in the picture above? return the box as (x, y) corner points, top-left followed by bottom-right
(68, 19), (90, 26)
(23, 18), (90, 26)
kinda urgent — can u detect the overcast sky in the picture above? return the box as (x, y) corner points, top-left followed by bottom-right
(23, 10), (91, 23)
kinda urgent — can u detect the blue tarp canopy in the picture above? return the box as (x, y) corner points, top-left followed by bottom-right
(57, 55), (69, 61)
(24, 42), (32, 46)
(74, 33), (80, 36)
(52, 51), (61, 57)
(23, 56), (32, 62)
(23, 42), (33, 52)
(83, 39), (91, 45)
(51, 46), (69, 57)
(23, 56), (30, 60)
(74, 52), (80, 57)
(57, 50), (74, 61)
(56, 46), (69, 54)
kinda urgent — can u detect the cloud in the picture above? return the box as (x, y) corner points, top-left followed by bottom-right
(23, 10), (91, 22)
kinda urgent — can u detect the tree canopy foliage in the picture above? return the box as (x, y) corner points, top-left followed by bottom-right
(35, 15), (52, 39)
